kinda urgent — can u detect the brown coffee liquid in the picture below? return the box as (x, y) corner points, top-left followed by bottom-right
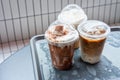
(80, 35), (106, 62)
(49, 44), (74, 70)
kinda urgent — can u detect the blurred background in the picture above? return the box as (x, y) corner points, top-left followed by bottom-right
(0, 0), (120, 63)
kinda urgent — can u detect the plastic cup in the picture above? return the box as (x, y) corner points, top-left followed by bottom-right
(58, 4), (87, 28)
(45, 21), (79, 70)
(58, 4), (87, 49)
(77, 20), (110, 64)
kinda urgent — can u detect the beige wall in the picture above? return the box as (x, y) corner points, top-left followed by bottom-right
(0, 0), (120, 43)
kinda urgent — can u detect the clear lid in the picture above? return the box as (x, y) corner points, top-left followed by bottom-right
(58, 4), (87, 25)
(61, 4), (84, 13)
(77, 20), (111, 39)
(45, 20), (79, 45)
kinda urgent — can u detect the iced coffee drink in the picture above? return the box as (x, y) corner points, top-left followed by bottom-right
(58, 4), (87, 49)
(45, 23), (78, 70)
(78, 20), (110, 64)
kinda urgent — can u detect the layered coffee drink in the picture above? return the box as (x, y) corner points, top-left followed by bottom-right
(58, 4), (87, 49)
(45, 23), (78, 70)
(78, 20), (110, 64)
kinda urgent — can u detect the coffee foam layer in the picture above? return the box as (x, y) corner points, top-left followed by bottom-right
(45, 24), (79, 47)
(78, 20), (110, 38)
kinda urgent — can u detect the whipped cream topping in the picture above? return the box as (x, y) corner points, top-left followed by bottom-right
(45, 24), (78, 43)
(58, 9), (86, 24)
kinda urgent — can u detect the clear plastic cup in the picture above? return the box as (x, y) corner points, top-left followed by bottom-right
(77, 20), (110, 64)
(58, 4), (87, 49)
(45, 21), (79, 70)
(58, 4), (87, 28)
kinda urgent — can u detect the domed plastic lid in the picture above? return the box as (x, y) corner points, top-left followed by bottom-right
(58, 4), (87, 26)
(77, 20), (111, 39)
(45, 21), (79, 47)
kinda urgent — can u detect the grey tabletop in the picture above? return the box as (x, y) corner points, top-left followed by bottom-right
(0, 45), (35, 80)
(0, 27), (120, 80)
(31, 27), (120, 80)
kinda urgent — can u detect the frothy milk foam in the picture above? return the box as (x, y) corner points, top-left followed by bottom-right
(78, 20), (110, 38)
(45, 24), (79, 47)
(58, 9), (87, 27)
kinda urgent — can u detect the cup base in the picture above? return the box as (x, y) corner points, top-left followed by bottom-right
(81, 58), (100, 64)
(80, 55), (100, 64)
(53, 64), (72, 70)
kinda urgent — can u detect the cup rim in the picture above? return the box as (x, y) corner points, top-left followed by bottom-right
(45, 23), (79, 44)
(57, 4), (87, 25)
(77, 20), (111, 39)
(61, 4), (82, 12)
